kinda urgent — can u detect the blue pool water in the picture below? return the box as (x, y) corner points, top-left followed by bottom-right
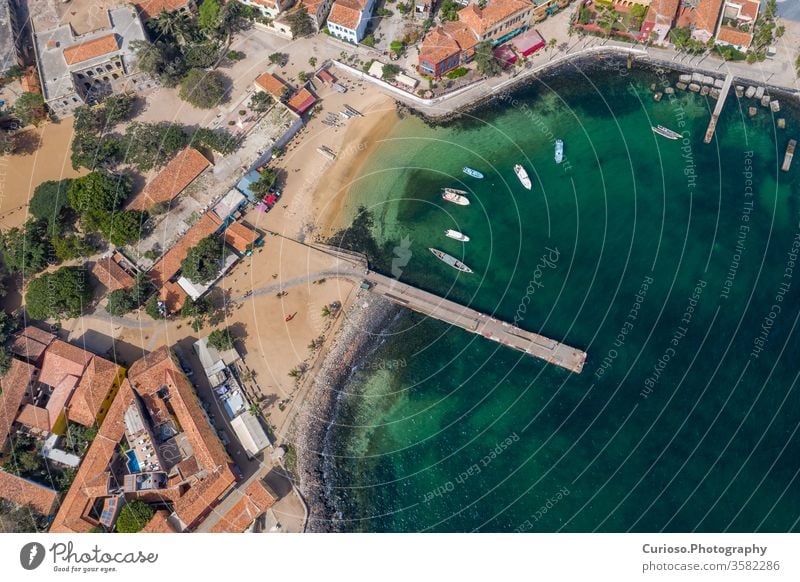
(126, 450), (140, 473)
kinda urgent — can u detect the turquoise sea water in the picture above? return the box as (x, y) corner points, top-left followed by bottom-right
(325, 58), (800, 532)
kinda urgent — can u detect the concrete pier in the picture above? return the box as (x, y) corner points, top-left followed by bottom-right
(704, 73), (734, 144)
(362, 271), (587, 373)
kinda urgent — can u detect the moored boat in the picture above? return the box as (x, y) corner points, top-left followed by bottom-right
(430, 248), (473, 273)
(445, 229), (470, 242)
(514, 164), (532, 190)
(652, 125), (682, 140)
(442, 188), (470, 206)
(554, 139), (564, 164)
(463, 167), (484, 179)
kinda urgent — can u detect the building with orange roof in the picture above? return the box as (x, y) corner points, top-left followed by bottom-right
(33, 7), (150, 118)
(222, 221), (262, 256)
(458, 0), (533, 44)
(9, 325), (55, 364)
(715, 25), (754, 49)
(0, 470), (60, 516)
(148, 213), (219, 289)
(91, 254), (136, 292)
(287, 87), (317, 114)
(141, 509), (178, 532)
(713, 0), (759, 50)
(299, 0), (334, 30)
(52, 346), (237, 532)
(127, 147), (211, 212)
(134, 0), (196, 20)
(691, 0), (724, 41)
(327, 0), (376, 43)
(253, 71), (290, 100)
(418, 21), (478, 77)
(209, 479), (276, 532)
(0, 359), (37, 452)
(642, 0), (680, 44)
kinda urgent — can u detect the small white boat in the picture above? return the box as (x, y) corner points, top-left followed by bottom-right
(554, 139), (564, 164)
(445, 229), (470, 242)
(652, 125), (681, 140)
(442, 188), (470, 206)
(463, 167), (484, 179)
(514, 164), (531, 190)
(430, 248), (473, 273)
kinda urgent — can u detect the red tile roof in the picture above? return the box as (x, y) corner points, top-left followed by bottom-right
(328, 0), (363, 30)
(0, 359), (37, 450)
(420, 26), (462, 65)
(15, 404), (50, 431)
(0, 470), (59, 516)
(91, 256), (135, 292)
(694, 0), (724, 34)
(9, 326), (55, 362)
(287, 88), (317, 114)
(38, 340), (91, 389)
(209, 479), (276, 533)
(158, 281), (188, 314)
(223, 222), (260, 254)
(66, 356), (122, 427)
(141, 509), (177, 532)
(254, 72), (289, 98)
(740, 0), (760, 21)
(458, 0), (530, 38)
(135, 0), (192, 19)
(716, 26), (754, 47)
(127, 147), (211, 212)
(645, 0), (680, 25)
(63, 34), (119, 65)
(148, 213), (219, 287)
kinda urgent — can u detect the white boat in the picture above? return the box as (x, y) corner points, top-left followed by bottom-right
(652, 125), (681, 140)
(442, 188), (470, 206)
(514, 164), (531, 190)
(430, 248), (473, 273)
(445, 229), (470, 242)
(463, 167), (484, 179)
(554, 139), (564, 164)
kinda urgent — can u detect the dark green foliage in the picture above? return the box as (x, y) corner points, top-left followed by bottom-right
(184, 42), (221, 68)
(70, 131), (119, 170)
(473, 41), (502, 77)
(250, 168), (277, 195)
(106, 288), (136, 316)
(0, 310), (18, 376)
(227, 50), (245, 61)
(198, 0), (222, 30)
(29, 179), (73, 223)
(122, 122), (188, 172)
(287, 6), (314, 37)
(439, 0), (459, 21)
(382, 64), (400, 80)
(96, 210), (148, 247)
(268, 52), (287, 66)
(101, 94), (137, 126)
(51, 234), (96, 262)
(714, 44), (746, 61)
(64, 423), (97, 456)
(115, 500), (155, 533)
(145, 295), (164, 320)
(13, 92), (46, 126)
(179, 69), (228, 109)
(207, 327), (234, 351)
(25, 266), (92, 320)
(250, 91), (273, 113)
(67, 172), (130, 214)
(131, 40), (188, 87)
(190, 127), (238, 154)
(1, 219), (53, 275)
(181, 236), (223, 284)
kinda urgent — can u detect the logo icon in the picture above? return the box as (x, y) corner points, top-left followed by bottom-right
(20, 542), (46, 570)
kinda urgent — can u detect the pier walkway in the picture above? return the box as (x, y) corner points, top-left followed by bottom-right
(704, 73), (734, 143)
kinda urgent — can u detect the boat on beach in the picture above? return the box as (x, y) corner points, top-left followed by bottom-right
(463, 167), (484, 179)
(442, 188), (470, 206)
(555, 139), (564, 164)
(652, 125), (682, 140)
(514, 164), (532, 190)
(430, 248), (473, 273)
(445, 229), (470, 242)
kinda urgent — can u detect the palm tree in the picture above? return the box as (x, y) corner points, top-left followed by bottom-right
(153, 10), (185, 44)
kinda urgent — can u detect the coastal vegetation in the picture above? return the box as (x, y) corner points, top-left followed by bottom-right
(25, 266), (93, 320)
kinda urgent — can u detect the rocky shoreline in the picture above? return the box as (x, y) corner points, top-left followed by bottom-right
(293, 292), (398, 532)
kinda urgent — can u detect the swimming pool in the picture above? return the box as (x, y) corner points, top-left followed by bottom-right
(126, 450), (140, 473)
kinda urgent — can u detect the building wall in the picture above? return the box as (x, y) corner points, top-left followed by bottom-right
(328, 0), (376, 43)
(96, 368), (126, 427)
(481, 7), (533, 43)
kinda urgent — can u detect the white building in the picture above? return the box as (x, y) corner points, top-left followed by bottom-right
(326, 0), (376, 43)
(299, 0), (334, 30)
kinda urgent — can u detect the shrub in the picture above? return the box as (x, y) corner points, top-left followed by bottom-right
(115, 500), (154, 533)
(25, 267), (92, 321)
(179, 69), (228, 109)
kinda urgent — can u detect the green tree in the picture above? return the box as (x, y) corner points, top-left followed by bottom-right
(153, 9), (188, 43)
(97, 210), (147, 247)
(25, 266), (93, 320)
(179, 69), (228, 109)
(121, 122), (188, 172)
(29, 179), (73, 223)
(102, 94), (137, 126)
(13, 92), (46, 126)
(131, 40), (187, 87)
(198, 0), (222, 30)
(439, 0), (459, 21)
(250, 168), (277, 195)
(473, 41), (502, 77)
(184, 42), (222, 68)
(181, 236), (223, 284)
(207, 327), (234, 351)
(382, 64), (400, 80)
(390, 40), (404, 54)
(250, 91), (273, 113)
(0, 132), (14, 155)
(51, 233), (96, 261)
(190, 127), (238, 154)
(70, 131), (119, 170)
(106, 288), (136, 316)
(145, 295), (164, 319)
(1, 219), (53, 274)
(68, 172), (130, 214)
(268, 52), (286, 65)
(115, 500), (155, 533)
(287, 6), (314, 37)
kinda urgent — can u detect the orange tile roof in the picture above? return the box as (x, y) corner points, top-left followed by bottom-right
(254, 72), (289, 98)
(300, 0), (326, 12)
(127, 147), (210, 212)
(66, 356), (122, 427)
(223, 221), (260, 254)
(0, 359), (37, 450)
(0, 470), (59, 516)
(444, 20), (478, 53)
(645, 0), (680, 25)
(694, 0), (724, 34)
(91, 256), (135, 292)
(209, 479), (276, 533)
(420, 27), (462, 64)
(63, 34), (119, 65)
(716, 26), (754, 47)
(39, 340), (92, 388)
(10, 326), (56, 362)
(135, 0), (191, 19)
(141, 509), (177, 532)
(158, 281), (188, 314)
(740, 0), (760, 21)
(15, 404), (51, 431)
(148, 213), (219, 287)
(328, 0), (363, 30)
(174, 467), (236, 529)
(287, 88), (317, 114)
(458, 0), (530, 38)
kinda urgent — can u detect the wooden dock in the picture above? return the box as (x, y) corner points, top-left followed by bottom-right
(782, 139), (796, 172)
(362, 272), (586, 373)
(704, 73), (734, 144)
